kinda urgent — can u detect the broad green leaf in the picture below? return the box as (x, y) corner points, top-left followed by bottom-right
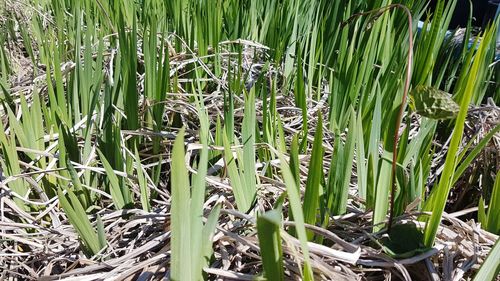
(170, 128), (192, 281)
(257, 209), (284, 281)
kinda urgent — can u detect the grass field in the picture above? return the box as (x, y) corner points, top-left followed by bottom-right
(0, 0), (499, 280)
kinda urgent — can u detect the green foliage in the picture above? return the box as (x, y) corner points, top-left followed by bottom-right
(222, 89), (257, 212)
(57, 187), (104, 256)
(257, 209), (284, 281)
(473, 239), (500, 281)
(97, 149), (132, 209)
(326, 109), (356, 216)
(422, 25), (498, 247)
(1, 0), (499, 279)
(170, 128), (220, 280)
(275, 147), (313, 280)
(303, 113), (323, 238)
(479, 170), (500, 235)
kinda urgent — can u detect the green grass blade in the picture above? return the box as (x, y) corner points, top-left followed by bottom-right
(242, 88), (257, 207)
(257, 209), (284, 281)
(170, 127), (192, 281)
(484, 170), (500, 234)
(453, 124), (500, 185)
(223, 131), (251, 212)
(201, 204), (221, 274)
(356, 110), (367, 205)
(334, 109), (356, 215)
(422, 25), (497, 247)
(57, 188), (101, 256)
(473, 239), (500, 281)
(96, 214), (107, 250)
(275, 148), (313, 280)
(135, 147), (150, 212)
(191, 94), (210, 280)
(66, 160), (90, 210)
(97, 150), (127, 209)
(303, 113), (323, 238)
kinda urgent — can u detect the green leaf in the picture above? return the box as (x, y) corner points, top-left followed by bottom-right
(223, 131), (253, 212)
(453, 124), (500, 185)
(473, 239), (500, 281)
(478, 197), (487, 228)
(275, 148), (313, 280)
(57, 188), (101, 256)
(333, 109), (356, 215)
(257, 209), (284, 281)
(66, 160), (90, 210)
(96, 214), (107, 250)
(201, 204), (221, 270)
(170, 127), (192, 281)
(422, 25), (497, 247)
(134, 147), (150, 212)
(191, 95), (211, 281)
(97, 150), (127, 209)
(303, 113), (323, 239)
(241, 88), (257, 207)
(484, 170), (500, 234)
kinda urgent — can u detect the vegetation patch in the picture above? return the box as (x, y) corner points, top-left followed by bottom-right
(0, 0), (499, 280)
